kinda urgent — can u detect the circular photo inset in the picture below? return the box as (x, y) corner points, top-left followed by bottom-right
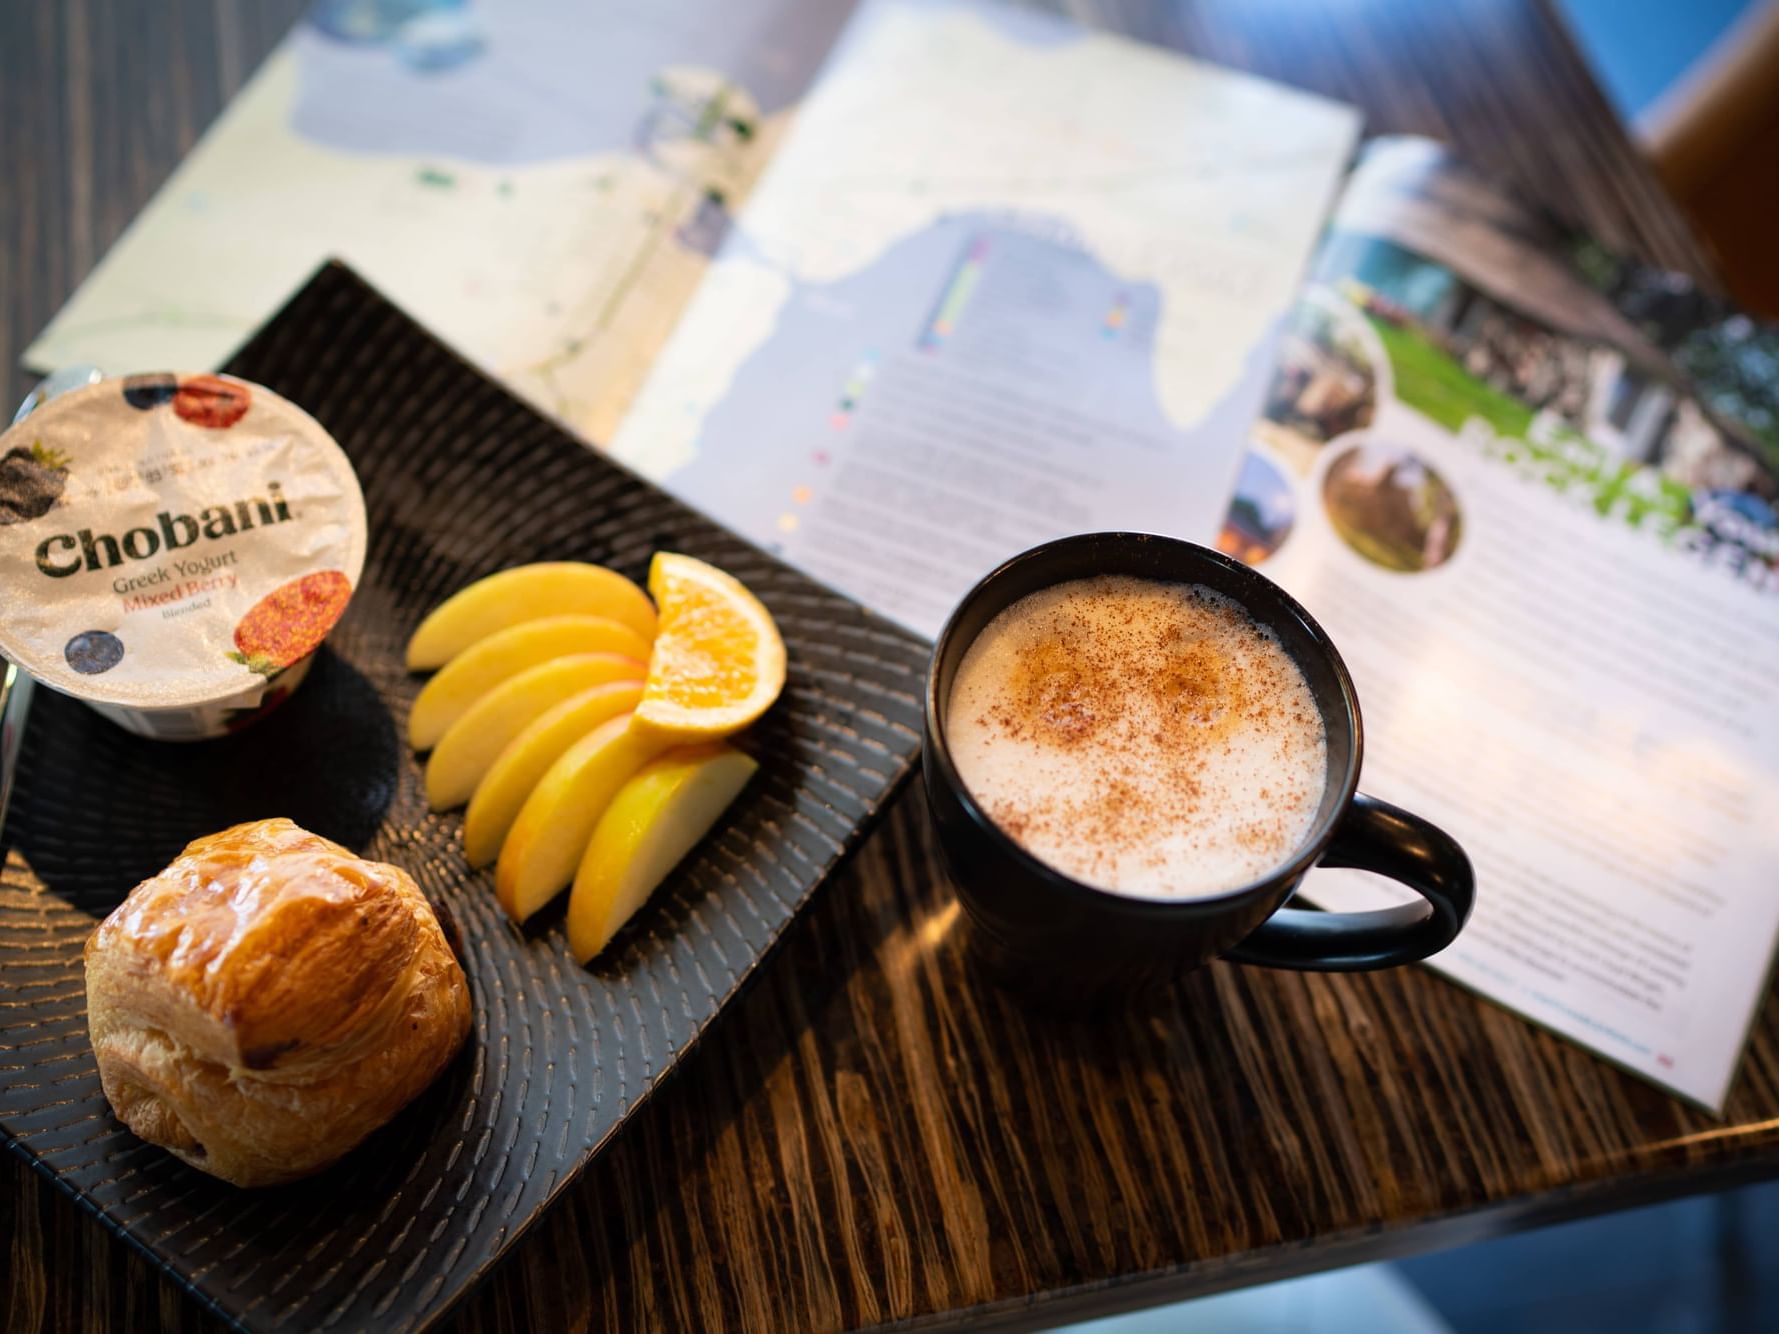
(1322, 442), (1462, 573)
(1216, 451), (1296, 565)
(1261, 295), (1380, 452)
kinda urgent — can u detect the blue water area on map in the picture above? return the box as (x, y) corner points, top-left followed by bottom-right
(289, 0), (857, 165)
(670, 214), (1158, 521)
(668, 210), (1275, 626)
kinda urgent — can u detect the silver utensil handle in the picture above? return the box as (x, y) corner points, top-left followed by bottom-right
(1, 363), (105, 843)
(0, 663), (33, 841)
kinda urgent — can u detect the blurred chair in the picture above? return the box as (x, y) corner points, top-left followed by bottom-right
(1638, 0), (1779, 316)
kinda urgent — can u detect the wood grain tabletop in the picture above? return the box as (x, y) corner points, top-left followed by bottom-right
(4, 2), (1774, 1331)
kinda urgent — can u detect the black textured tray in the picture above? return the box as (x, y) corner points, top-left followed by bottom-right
(0, 263), (928, 1332)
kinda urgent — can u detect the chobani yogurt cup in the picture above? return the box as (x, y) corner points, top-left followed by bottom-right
(0, 373), (366, 740)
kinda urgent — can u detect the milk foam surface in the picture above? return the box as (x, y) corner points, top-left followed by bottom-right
(946, 575), (1327, 900)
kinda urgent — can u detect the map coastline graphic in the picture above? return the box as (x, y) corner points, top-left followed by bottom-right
(662, 209), (1277, 631)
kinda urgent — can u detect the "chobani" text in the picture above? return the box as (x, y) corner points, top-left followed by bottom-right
(34, 484), (293, 578)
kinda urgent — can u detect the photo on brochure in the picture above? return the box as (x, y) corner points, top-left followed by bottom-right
(1226, 137), (1779, 1111)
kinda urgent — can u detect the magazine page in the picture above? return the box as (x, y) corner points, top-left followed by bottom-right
(1227, 137), (1779, 1111)
(610, 0), (1359, 636)
(25, 0), (858, 442)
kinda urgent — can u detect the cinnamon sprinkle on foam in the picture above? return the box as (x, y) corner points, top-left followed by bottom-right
(946, 576), (1327, 900)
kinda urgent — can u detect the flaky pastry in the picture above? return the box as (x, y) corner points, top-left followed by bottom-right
(84, 818), (471, 1187)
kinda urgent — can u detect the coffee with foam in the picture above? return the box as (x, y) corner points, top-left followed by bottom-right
(946, 575), (1327, 900)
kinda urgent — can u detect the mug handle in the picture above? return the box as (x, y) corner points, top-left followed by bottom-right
(1224, 794), (1474, 971)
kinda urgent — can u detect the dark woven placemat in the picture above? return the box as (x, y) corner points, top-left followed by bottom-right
(0, 262), (928, 1332)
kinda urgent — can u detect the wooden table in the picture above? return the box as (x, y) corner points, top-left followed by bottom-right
(5, 1), (1775, 1330)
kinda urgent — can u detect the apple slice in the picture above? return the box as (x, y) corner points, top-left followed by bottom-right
(408, 614), (651, 750)
(406, 563), (656, 670)
(424, 655), (641, 811)
(495, 713), (675, 923)
(568, 743), (758, 963)
(462, 682), (645, 868)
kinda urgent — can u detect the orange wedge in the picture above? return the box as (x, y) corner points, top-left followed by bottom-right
(632, 552), (786, 740)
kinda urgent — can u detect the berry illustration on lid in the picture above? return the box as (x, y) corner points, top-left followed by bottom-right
(0, 441), (70, 525)
(173, 374), (252, 429)
(230, 571), (354, 675)
(122, 373), (178, 410)
(65, 630), (125, 675)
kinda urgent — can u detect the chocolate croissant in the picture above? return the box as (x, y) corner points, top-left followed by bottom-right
(84, 818), (471, 1187)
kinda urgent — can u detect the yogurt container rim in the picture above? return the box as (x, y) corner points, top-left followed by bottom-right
(0, 372), (367, 719)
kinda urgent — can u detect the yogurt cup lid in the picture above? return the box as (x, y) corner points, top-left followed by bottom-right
(0, 373), (367, 710)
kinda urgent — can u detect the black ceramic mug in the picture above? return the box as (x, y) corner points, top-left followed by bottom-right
(922, 532), (1474, 1003)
